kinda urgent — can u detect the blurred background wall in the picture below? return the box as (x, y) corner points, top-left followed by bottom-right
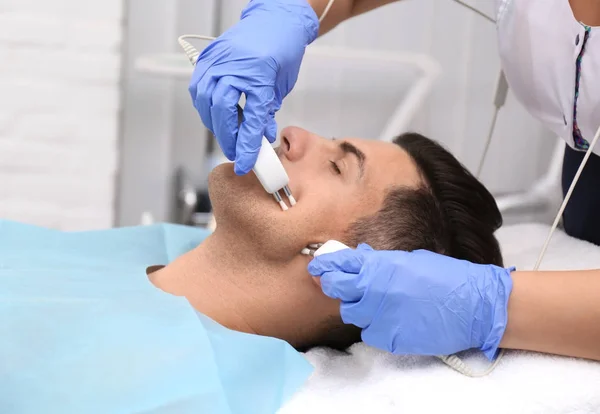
(0, 0), (123, 230)
(0, 0), (558, 230)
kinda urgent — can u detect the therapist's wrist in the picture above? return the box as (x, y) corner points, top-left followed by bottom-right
(477, 265), (515, 360)
(243, 0), (320, 43)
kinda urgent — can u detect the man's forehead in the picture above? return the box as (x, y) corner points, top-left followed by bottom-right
(345, 137), (421, 188)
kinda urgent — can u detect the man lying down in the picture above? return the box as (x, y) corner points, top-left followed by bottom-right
(149, 126), (504, 351)
(0, 127), (504, 413)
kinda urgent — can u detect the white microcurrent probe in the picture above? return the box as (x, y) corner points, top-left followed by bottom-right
(178, 36), (296, 211)
(177, 0), (336, 210)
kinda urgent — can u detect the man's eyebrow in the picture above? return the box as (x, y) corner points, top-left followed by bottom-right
(339, 141), (366, 178)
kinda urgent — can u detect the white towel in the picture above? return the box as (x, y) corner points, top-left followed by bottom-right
(279, 223), (600, 414)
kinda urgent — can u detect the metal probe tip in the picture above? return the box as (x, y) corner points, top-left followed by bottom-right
(273, 192), (288, 211)
(301, 243), (324, 256)
(283, 185), (296, 206)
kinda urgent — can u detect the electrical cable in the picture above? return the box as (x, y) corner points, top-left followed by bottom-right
(476, 70), (509, 178)
(320, 0), (336, 22)
(534, 125), (600, 270)
(453, 0), (496, 23)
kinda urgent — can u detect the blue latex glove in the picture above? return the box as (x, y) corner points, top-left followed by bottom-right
(308, 244), (514, 359)
(189, 0), (319, 175)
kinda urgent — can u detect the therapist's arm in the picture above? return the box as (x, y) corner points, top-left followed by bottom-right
(500, 270), (600, 361)
(306, 0), (401, 35)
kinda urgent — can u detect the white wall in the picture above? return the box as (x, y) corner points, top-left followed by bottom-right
(0, 0), (124, 230)
(117, 0), (218, 227)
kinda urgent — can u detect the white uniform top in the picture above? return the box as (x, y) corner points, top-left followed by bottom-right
(496, 0), (600, 154)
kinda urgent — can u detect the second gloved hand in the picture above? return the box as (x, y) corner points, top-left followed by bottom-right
(308, 244), (514, 359)
(189, 0), (319, 175)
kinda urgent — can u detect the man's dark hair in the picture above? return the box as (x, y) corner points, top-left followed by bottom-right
(312, 132), (504, 351)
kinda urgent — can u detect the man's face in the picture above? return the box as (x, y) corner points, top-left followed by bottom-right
(186, 127), (425, 348)
(208, 126), (422, 257)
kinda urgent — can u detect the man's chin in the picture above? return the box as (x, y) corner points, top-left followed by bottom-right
(207, 162), (280, 228)
(206, 162), (314, 261)
(208, 162), (265, 199)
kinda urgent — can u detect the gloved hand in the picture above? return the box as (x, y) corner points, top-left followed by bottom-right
(308, 244), (514, 359)
(189, 0), (319, 175)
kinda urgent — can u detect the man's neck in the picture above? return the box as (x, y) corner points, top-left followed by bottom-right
(148, 227), (337, 348)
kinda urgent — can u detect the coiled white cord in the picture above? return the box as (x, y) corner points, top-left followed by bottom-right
(178, 0), (335, 64)
(178, 34), (214, 65)
(438, 351), (505, 377)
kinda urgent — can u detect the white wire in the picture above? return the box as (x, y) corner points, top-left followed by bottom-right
(452, 0), (496, 23)
(477, 71), (509, 180)
(438, 350), (505, 377)
(177, 34), (216, 65)
(179, 35), (216, 42)
(533, 125), (600, 270)
(476, 106), (500, 178)
(320, 0), (336, 22)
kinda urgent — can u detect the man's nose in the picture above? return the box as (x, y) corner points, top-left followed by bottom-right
(280, 126), (322, 162)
